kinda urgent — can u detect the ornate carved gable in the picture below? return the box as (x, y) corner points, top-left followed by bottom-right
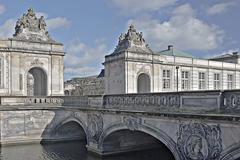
(113, 24), (153, 54)
(13, 8), (55, 42)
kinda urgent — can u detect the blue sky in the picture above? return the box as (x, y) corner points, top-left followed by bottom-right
(0, 0), (239, 80)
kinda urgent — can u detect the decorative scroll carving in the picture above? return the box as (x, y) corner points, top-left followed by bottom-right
(13, 8), (54, 42)
(104, 94), (180, 108)
(177, 122), (222, 160)
(123, 116), (142, 131)
(223, 94), (240, 110)
(113, 24), (152, 54)
(87, 114), (103, 142)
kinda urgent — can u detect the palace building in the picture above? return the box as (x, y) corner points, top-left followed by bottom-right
(0, 8), (64, 96)
(104, 25), (240, 94)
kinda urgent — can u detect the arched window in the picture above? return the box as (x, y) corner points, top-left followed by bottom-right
(137, 73), (150, 93)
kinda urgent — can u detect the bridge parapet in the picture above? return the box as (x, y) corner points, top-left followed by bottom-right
(0, 95), (99, 108)
(103, 90), (240, 114)
(0, 96), (65, 106)
(1, 90), (240, 114)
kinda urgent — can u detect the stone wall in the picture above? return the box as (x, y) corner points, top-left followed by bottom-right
(0, 8), (64, 96)
(0, 107), (240, 160)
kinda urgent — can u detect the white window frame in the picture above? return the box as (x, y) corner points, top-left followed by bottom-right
(198, 72), (206, 90)
(213, 73), (220, 90)
(227, 74), (234, 89)
(163, 69), (171, 90)
(181, 71), (190, 90)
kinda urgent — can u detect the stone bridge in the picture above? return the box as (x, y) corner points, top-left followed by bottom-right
(1, 90), (240, 160)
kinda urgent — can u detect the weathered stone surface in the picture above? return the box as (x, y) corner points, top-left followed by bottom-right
(104, 25), (240, 95)
(113, 24), (152, 54)
(0, 8), (64, 96)
(13, 8), (55, 42)
(177, 122), (222, 160)
(0, 105), (240, 159)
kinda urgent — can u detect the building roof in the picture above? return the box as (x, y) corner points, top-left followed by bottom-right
(97, 69), (105, 78)
(158, 46), (195, 58)
(210, 53), (238, 60)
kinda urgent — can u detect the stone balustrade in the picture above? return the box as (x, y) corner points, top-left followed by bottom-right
(0, 95), (94, 107)
(0, 90), (240, 114)
(103, 90), (240, 113)
(0, 96), (65, 106)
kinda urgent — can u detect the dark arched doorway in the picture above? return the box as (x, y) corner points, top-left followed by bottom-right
(102, 129), (175, 159)
(137, 73), (150, 93)
(27, 67), (47, 96)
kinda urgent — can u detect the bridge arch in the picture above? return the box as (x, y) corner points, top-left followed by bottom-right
(99, 122), (181, 160)
(220, 143), (240, 160)
(51, 116), (89, 144)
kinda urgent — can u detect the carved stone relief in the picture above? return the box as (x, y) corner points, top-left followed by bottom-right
(223, 94), (240, 110)
(13, 8), (54, 42)
(87, 114), (103, 142)
(104, 94), (180, 108)
(123, 116), (142, 131)
(177, 122), (222, 160)
(113, 24), (152, 54)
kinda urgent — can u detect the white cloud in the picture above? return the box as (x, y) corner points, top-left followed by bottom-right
(207, 2), (235, 15)
(0, 4), (6, 14)
(36, 12), (48, 18)
(64, 40), (107, 78)
(36, 12), (70, 30)
(110, 0), (177, 13)
(128, 4), (224, 51)
(46, 17), (70, 30)
(0, 19), (15, 38)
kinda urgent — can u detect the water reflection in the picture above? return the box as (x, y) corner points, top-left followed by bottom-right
(0, 141), (173, 160)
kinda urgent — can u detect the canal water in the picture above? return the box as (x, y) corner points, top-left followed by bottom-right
(0, 141), (174, 160)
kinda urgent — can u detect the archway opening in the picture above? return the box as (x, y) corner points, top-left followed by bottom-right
(137, 73), (150, 93)
(54, 121), (87, 142)
(41, 121), (88, 159)
(102, 129), (175, 159)
(27, 67), (47, 96)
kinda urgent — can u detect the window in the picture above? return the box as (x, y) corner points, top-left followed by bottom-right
(163, 70), (171, 89)
(227, 74), (234, 89)
(198, 72), (206, 90)
(213, 73), (220, 90)
(181, 71), (190, 90)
